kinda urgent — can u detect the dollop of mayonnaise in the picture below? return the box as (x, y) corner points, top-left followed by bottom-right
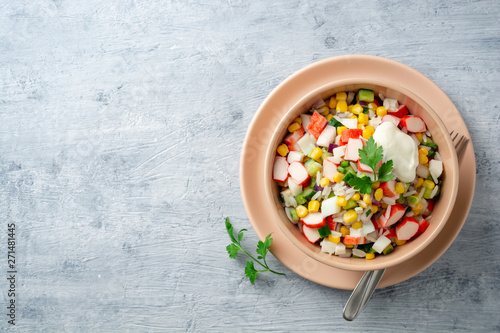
(372, 122), (419, 183)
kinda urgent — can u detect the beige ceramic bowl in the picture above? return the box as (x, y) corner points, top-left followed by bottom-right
(264, 78), (459, 272)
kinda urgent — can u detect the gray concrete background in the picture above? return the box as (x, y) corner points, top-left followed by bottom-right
(1, 0), (499, 331)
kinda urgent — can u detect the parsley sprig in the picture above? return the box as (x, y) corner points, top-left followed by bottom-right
(225, 218), (285, 284)
(345, 137), (395, 194)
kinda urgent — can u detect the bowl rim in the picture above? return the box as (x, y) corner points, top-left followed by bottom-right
(263, 77), (459, 272)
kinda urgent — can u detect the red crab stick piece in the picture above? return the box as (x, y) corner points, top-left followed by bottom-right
(301, 212), (326, 228)
(302, 224), (321, 243)
(388, 105), (409, 118)
(273, 156), (289, 182)
(400, 116), (427, 133)
(395, 217), (420, 240)
(288, 161), (310, 185)
(414, 218), (430, 238)
(378, 203), (405, 228)
(380, 180), (397, 198)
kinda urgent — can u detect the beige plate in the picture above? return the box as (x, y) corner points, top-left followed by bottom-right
(239, 55), (476, 290)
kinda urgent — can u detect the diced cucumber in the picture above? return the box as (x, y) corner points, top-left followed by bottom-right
(289, 208), (299, 222)
(357, 89), (375, 103)
(423, 185), (440, 199)
(318, 225), (331, 238)
(328, 192), (335, 198)
(342, 173), (354, 183)
(340, 161), (350, 167)
(302, 188), (317, 201)
(407, 195), (420, 205)
(294, 193), (307, 205)
(337, 166), (346, 174)
(304, 159), (322, 177)
(322, 152), (333, 161)
(308, 177), (316, 189)
(427, 148), (436, 158)
(344, 165), (356, 175)
(382, 244), (394, 255)
(328, 117), (344, 128)
(397, 194), (406, 204)
(344, 199), (358, 210)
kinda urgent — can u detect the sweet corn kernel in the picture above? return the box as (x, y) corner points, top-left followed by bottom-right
(362, 129), (371, 139)
(343, 209), (358, 224)
(329, 97), (337, 109)
(415, 132), (423, 142)
(337, 196), (347, 207)
(415, 178), (424, 188)
(308, 200), (320, 213)
(381, 202), (388, 209)
(336, 100), (348, 113)
(370, 205), (378, 213)
(365, 125), (375, 133)
(333, 172), (345, 183)
(423, 162), (430, 168)
(345, 243), (354, 249)
(395, 238), (407, 246)
(303, 156), (310, 162)
(374, 188), (383, 201)
(357, 123), (364, 129)
(352, 221), (363, 229)
(340, 226), (350, 236)
(419, 147), (429, 156)
(358, 201), (368, 209)
(376, 106), (387, 117)
(368, 102), (377, 110)
(365, 252), (375, 260)
(336, 92), (347, 101)
(326, 114), (334, 122)
(320, 177), (330, 187)
(310, 147), (323, 162)
(288, 122), (301, 133)
(419, 154), (429, 164)
(296, 205), (308, 218)
(337, 126), (348, 136)
(359, 195), (370, 207)
(328, 235), (341, 243)
(423, 179), (435, 189)
(358, 113), (369, 125)
(349, 115), (357, 119)
(348, 105), (354, 112)
(277, 144), (289, 157)
(351, 193), (360, 201)
(319, 107), (330, 117)
(412, 203), (423, 215)
(294, 117), (302, 125)
(371, 181), (380, 189)
(352, 104), (363, 115)
(395, 182), (405, 194)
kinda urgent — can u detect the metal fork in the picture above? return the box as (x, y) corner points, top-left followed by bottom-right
(450, 130), (470, 159)
(343, 131), (469, 321)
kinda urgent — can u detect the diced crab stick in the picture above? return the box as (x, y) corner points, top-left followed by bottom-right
(283, 126), (305, 146)
(316, 125), (336, 147)
(380, 180), (397, 198)
(326, 216), (337, 230)
(300, 212), (326, 228)
(395, 217), (420, 240)
(422, 199), (434, 217)
(322, 157), (338, 182)
(381, 114), (401, 127)
(357, 161), (373, 173)
(414, 218), (430, 238)
(378, 203), (405, 228)
(288, 161), (310, 185)
(343, 235), (366, 245)
(400, 116), (427, 133)
(306, 112), (327, 139)
(388, 105), (409, 118)
(344, 138), (363, 161)
(302, 225), (321, 243)
(273, 156), (289, 182)
(382, 228), (396, 239)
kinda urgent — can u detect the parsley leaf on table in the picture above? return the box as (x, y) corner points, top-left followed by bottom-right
(225, 218), (285, 284)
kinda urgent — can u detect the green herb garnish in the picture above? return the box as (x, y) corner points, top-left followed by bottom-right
(225, 218), (285, 284)
(345, 137), (395, 194)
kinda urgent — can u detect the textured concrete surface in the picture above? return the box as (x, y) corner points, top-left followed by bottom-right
(1, 0), (499, 331)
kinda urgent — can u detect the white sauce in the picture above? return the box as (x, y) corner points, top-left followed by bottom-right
(372, 122), (419, 182)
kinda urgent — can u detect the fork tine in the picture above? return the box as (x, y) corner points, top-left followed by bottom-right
(455, 135), (464, 150)
(456, 138), (470, 158)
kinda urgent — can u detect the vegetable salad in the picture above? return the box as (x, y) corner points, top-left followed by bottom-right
(272, 89), (443, 259)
